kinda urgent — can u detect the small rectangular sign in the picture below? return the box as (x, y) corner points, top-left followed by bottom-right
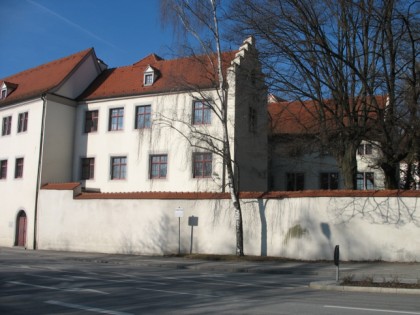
(188, 216), (198, 226)
(175, 207), (184, 217)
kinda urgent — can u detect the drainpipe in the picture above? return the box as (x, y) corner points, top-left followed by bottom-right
(33, 93), (47, 250)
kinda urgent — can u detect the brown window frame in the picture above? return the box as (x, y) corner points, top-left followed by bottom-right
(15, 158), (24, 179)
(193, 152), (212, 178)
(84, 110), (98, 133)
(81, 157), (95, 180)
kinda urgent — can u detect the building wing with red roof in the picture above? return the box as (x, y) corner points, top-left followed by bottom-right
(0, 48), (101, 106)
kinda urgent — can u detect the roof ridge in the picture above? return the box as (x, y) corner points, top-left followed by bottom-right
(1, 48), (93, 81)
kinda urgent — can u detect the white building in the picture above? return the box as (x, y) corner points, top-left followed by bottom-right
(0, 38), (267, 249)
(268, 99), (386, 190)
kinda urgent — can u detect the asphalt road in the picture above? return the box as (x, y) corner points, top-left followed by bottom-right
(1, 248), (419, 314)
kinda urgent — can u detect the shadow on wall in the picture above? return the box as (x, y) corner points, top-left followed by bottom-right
(330, 196), (420, 226)
(117, 212), (177, 255)
(258, 199), (268, 256)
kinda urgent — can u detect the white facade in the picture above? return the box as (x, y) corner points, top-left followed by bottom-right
(0, 39), (267, 249)
(74, 91), (229, 193)
(38, 186), (420, 262)
(0, 49), (104, 248)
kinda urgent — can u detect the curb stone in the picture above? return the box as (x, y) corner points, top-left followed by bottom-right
(309, 281), (420, 295)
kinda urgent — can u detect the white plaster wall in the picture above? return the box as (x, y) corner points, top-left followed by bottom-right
(55, 53), (101, 99)
(41, 97), (76, 184)
(0, 99), (44, 248)
(74, 91), (231, 193)
(38, 189), (420, 262)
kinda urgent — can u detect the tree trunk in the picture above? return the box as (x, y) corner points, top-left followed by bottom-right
(381, 162), (400, 189)
(335, 142), (358, 190)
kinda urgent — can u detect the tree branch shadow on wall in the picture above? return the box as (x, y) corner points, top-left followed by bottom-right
(117, 212), (177, 255)
(329, 196), (420, 226)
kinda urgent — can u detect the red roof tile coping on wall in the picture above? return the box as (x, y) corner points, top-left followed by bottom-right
(75, 191), (231, 200)
(76, 190), (420, 199)
(0, 48), (94, 107)
(42, 182), (81, 190)
(40, 183), (420, 198)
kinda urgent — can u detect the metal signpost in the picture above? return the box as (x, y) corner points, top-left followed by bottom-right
(188, 216), (198, 254)
(175, 207), (184, 255)
(334, 245), (340, 282)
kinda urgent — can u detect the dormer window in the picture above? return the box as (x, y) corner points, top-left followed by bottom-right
(143, 65), (157, 86)
(1, 81), (18, 100)
(144, 73), (154, 86)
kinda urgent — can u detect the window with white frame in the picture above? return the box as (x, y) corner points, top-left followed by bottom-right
(144, 73), (154, 86)
(2, 116), (12, 136)
(135, 105), (151, 129)
(358, 143), (373, 155)
(150, 154), (167, 179)
(109, 107), (124, 131)
(15, 158), (24, 178)
(0, 160), (7, 179)
(357, 172), (374, 190)
(17, 112), (28, 133)
(111, 156), (127, 180)
(193, 152), (212, 178)
(193, 100), (211, 125)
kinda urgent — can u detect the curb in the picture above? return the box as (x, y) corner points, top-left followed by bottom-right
(309, 281), (420, 295)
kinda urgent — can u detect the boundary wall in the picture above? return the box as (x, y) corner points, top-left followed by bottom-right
(38, 184), (420, 262)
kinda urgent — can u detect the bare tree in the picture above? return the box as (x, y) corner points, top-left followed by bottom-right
(231, 0), (419, 189)
(160, 0), (266, 256)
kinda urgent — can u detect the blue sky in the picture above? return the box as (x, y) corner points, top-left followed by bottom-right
(0, 0), (178, 79)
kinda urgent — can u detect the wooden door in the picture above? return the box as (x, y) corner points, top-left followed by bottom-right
(16, 211), (27, 247)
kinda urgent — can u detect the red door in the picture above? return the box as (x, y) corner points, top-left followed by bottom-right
(16, 212), (27, 247)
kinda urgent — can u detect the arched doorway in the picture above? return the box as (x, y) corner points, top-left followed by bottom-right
(15, 210), (27, 247)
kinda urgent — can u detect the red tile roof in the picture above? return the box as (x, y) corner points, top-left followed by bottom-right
(78, 51), (237, 101)
(0, 48), (94, 107)
(268, 96), (386, 135)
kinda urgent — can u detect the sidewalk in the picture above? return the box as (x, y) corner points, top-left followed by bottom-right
(2, 247), (420, 294)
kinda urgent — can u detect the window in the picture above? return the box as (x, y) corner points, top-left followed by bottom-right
(286, 173), (304, 191)
(358, 143), (373, 155)
(150, 154), (167, 179)
(193, 152), (212, 178)
(81, 158), (95, 180)
(249, 107), (257, 133)
(15, 158), (24, 178)
(357, 172), (374, 190)
(135, 105), (151, 129)
(111, 156), (127, 180)
(144, 73), (154, 86)
(1, 88), (6, 99)
(320, 172), (339, 190)
(2, 116), (12, 136)
(0, 160), (7, 179)
(17, 112), (28, 133)
(84, 110), (98, 133)
(193, 100), (211, 125)
(109, 107), (124, 131)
